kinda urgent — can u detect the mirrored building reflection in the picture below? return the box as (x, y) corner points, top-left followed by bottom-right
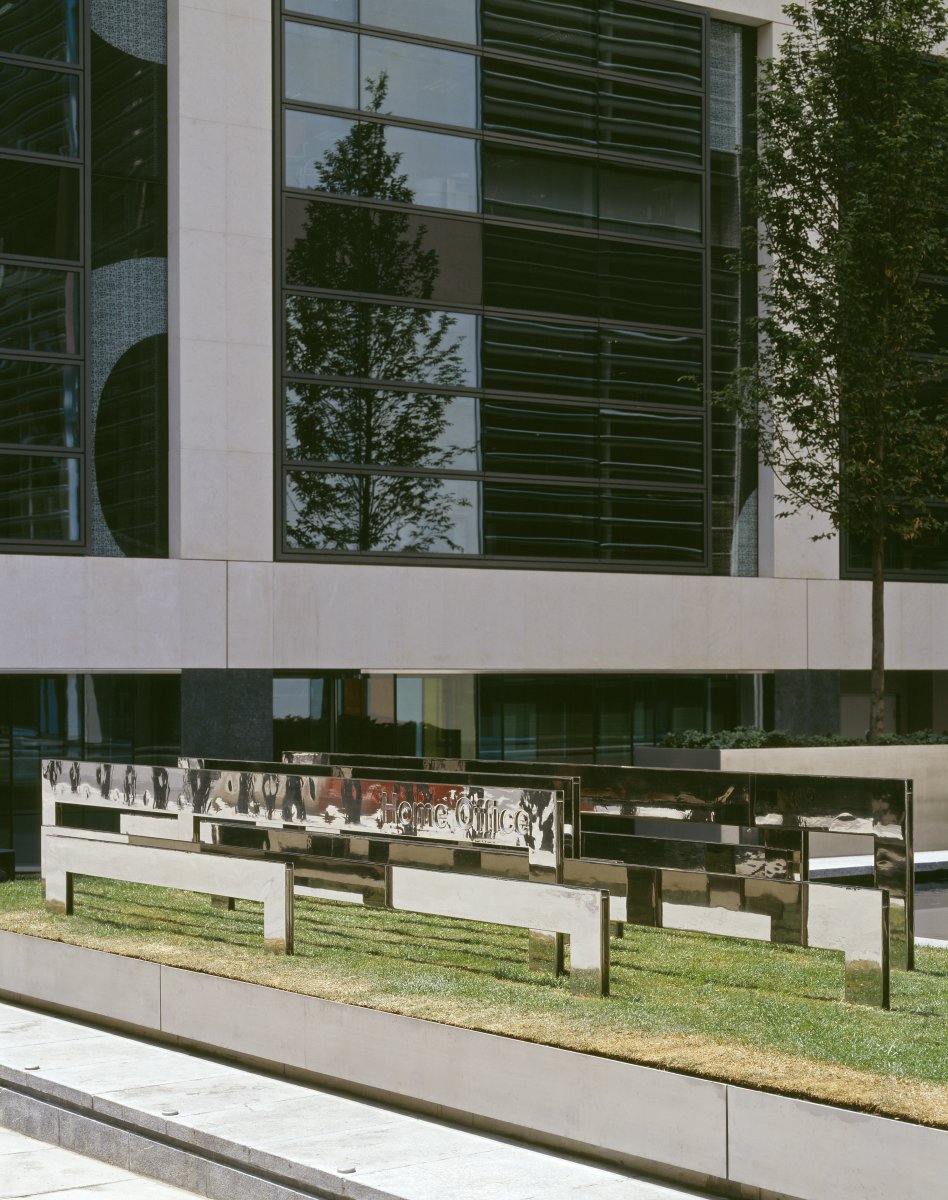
(278, 1), (753, 568)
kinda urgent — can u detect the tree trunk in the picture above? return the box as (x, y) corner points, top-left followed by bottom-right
(869, 529), (886, 741)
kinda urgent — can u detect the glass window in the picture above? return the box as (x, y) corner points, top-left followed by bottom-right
(599, 78), (702, 164)
(285, 110), (354, 191)
(600, 164), (701, 243)
(711, 246), (740, 327)
(285, 384), (479, 471)
(360, 35), (477, 129)
(92, 177), (167, 268)
(284, 21), (357, 108)
(0, 0), (79, 64)
(286, 469), (481, 553)
(599, 409), (704, 484)
(395, 673), (477, 758)
(483, 147), (702, 241)
(601, 243), (703, 328)
(482, 59), (596, 146)
(601, 489), (705, 563)
(710, 20), (743, 152)
(361, 0), (478, 45)
(599, 2), (703, 88)
(284, 197), (483, 305)
(600, 328), (703, 405)
(0, 453), (80, 541)
(285, 297), (480, 388)
(481, 400), (598, 477)
(90, 36), (166, 182)
(0, 359), (79, 447)
(286, 111), (478, 213)
(0, 63), (78, 157)
(848, 508), (948, 576)
(711, 152), (740, 249)
(484, 225), (598, 318)
(484, 480), (598, 558)
(481, 0), (596, 67)
(595, 681), (633, 763)
(93, 332), (168, 558)
(383, 125), (478, 212)
(483, 146), (595, 228)
(0, 159), (80, 261)
(286, 0), (356, 18)
(482, 316), (597, 397)
(0, 265), (80, 354)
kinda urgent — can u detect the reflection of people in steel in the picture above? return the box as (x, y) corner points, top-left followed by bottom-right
(96, 763), (113, 799)
(520, 789), (555, 856)
(262, 773), (279, 819)
(123, 766), (137, 806)
(152, 767), (170, 810)
(283, 775), (303, 821)
(69, 761), (81, 793)
(188, 769), (212, 813)
(237, 772), (256, 815)
(341, 776), (363, 824)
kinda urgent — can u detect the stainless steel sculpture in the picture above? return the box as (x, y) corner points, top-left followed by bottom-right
(46, 758), (563, 868)
(386, 867), (609, 996)
(43, 828), (295, 953)
(41, 759), (609, 991)
(42, 755), (900, 1007)
(284, 750), (913, 974)
(180, 756), (570, 974)
(807, 883), (889, 1007)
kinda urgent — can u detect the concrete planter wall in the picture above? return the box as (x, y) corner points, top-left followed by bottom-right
(1, 930), (946, 1200)
(637, 745), (948, 853)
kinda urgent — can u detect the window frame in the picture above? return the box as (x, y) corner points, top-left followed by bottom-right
(0, 8), (88, 555)
(274, 0), (718, 574)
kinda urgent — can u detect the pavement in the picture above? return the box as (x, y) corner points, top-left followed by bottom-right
(0, 999), (713, 1200)
(0, 1125), (200, 1199)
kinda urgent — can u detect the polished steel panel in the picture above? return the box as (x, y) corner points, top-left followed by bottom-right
(182, 757), (566, 872)
(46, 759), (563, 868)
(281, 752), (911, 965)
(40, 758), (893, 1006)
(743, 877), (804, 946)
(662, 901), (771, 941)
(807, 883), (889, 1008)
(579, 833), (797, 879)
(386, 866), (609, 996)
(42, 830), (295, 954)
(754, 773), (907, 839)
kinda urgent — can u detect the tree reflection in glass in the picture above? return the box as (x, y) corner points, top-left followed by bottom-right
(285, 77), (474, 553)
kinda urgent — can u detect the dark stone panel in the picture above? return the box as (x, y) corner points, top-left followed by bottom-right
(180, 671), (274, 762)
(773, 670), (841, 737)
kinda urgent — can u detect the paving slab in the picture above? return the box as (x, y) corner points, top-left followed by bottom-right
(0, 1125), (201, 1199)
(0, 998), (718, 1200)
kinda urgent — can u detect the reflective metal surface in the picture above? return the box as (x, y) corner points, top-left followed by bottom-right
(45, 758), (563, 868)
(387, 866), (609, 996)
(282, 750), (912, 968)
(41, 758), (605, 991)
(42, 757), (895, 1007)
(43, 829), (295, 954)
(807, 883), (890, 1008)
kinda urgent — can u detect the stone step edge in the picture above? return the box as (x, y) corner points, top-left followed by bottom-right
(0, 1073), (396, 1200)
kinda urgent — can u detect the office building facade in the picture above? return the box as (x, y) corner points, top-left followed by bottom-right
(2, 0), (947, 867)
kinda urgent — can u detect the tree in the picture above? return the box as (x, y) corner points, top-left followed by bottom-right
(285, 77), (473, 553)
(725, 0), (948, 738)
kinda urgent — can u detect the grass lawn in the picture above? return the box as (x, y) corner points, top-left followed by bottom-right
(0, 876), (946, 1128)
